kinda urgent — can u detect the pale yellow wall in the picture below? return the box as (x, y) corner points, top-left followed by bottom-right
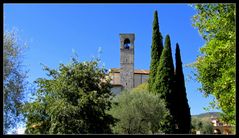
(110, 72), (121, 85)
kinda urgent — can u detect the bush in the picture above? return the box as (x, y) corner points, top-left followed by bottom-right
(108, 90), (170, 134)
(191, 117), (213, 134)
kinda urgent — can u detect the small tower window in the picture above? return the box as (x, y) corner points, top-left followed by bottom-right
(124, 38), (131, 49)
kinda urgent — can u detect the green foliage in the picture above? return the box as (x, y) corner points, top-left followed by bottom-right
(153, 35), (175, 133)
(191, 117), (213, 134)
(3, 30), (28, 134)
(23, 57), (116, 134)
(108, 90), (170, 134)
(131, 82), (148, 93)
(148, 10), (163, 92)
(174, 43), (191, 134)
(191, 4), (236, 125)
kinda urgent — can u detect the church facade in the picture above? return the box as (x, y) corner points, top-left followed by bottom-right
(109, 33), (149, 94)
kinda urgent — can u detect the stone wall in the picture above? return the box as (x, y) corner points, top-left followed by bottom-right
(120, 33), (135, 90)
(134, 74), (149, 88)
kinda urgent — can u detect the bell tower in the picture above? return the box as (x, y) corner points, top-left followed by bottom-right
(120, 33), (135, 90)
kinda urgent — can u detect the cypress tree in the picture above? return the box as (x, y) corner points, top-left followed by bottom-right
(154, 35), (175, 133)
(148, 10), (163, 93)
(175, 43), (191, 134)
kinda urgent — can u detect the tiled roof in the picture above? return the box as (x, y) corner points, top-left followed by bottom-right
(134, 69), (149, 74)
(110, 68), (120, 73)
(109, 68), (149, 75)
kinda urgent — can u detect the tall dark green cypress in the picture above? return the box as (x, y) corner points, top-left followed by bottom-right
(148, 10), (163, 93)
(175, 43), (191, 134)
(154, 35), (175, 133)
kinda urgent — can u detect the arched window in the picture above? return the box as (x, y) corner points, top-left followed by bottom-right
(124, 38), (131, 49)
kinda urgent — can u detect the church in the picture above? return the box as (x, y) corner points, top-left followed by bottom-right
(109, 33), (149, 94)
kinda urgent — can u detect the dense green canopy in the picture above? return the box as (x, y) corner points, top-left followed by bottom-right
(148, 10), (163, 93)
(174, 43), (191, 133)
(153, 35), (175, 133)
(23, 58), (116, 134)
(192, 4), (236, 125)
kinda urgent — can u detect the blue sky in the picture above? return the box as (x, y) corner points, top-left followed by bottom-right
(4, 3), (221, 116)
